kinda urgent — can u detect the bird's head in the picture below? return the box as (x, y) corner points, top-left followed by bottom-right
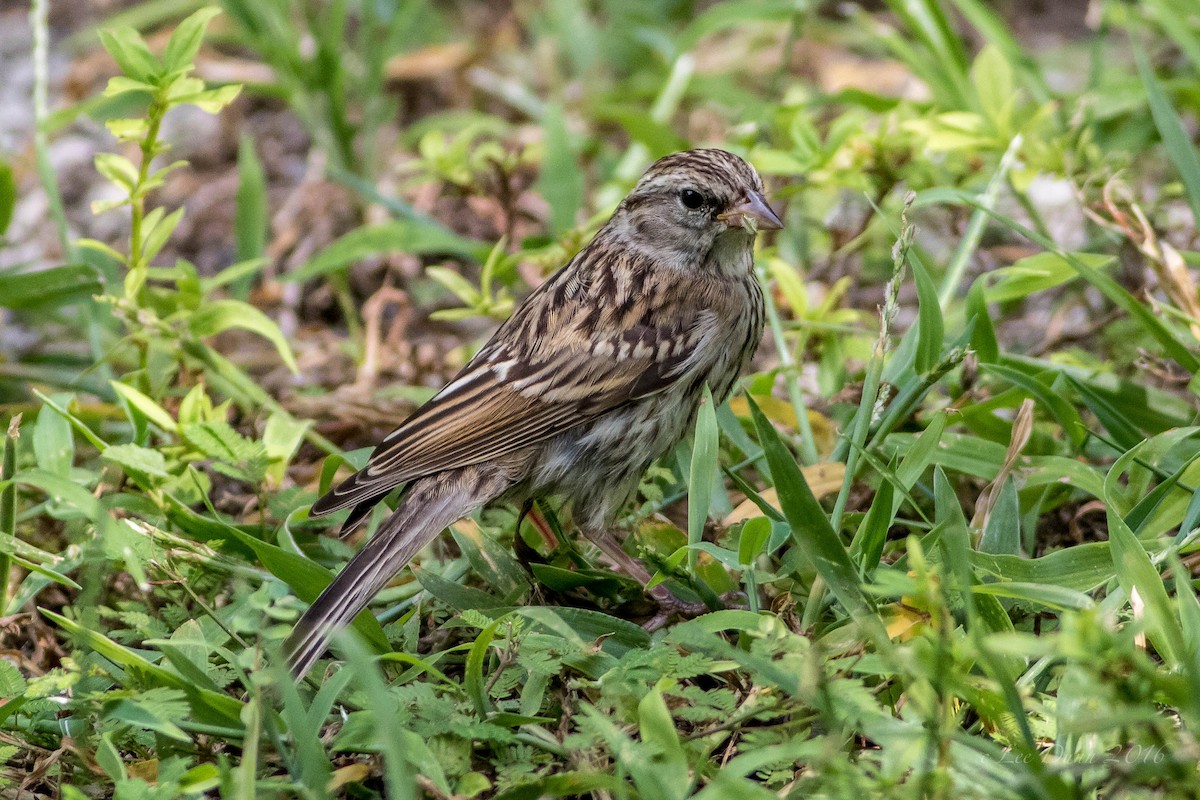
(615, 148), (783, 275)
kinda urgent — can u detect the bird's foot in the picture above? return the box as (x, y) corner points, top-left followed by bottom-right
(642, 588), (747, 631)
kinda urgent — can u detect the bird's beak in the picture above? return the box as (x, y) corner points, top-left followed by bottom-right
(720, 191), (784, 231)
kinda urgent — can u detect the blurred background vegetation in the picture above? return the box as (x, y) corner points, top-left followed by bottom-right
(3, 0), (1200, 797)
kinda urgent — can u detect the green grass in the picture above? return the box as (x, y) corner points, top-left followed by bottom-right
(3, 1), (1200, 797)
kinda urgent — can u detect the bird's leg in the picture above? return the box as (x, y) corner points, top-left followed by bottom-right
(514, 499), (566, 576)
(581, 527), (711, 628)
(525, 500), (560, 550)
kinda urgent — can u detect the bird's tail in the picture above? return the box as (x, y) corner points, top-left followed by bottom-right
(286, 467), (508, 678)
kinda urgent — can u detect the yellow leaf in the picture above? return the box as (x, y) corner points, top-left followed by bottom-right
(885, 604), (927, 641)
(727, 396), (837, 453)
(329, 762), (374, 790)
(722, 462), (845, 525)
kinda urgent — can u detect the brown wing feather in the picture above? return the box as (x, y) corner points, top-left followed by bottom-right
(310, 247), (714, 520)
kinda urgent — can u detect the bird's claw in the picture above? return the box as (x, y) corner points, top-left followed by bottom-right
(642, 589), (748, 631)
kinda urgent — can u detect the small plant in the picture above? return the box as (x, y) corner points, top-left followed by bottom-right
(81, 7), (299, 393)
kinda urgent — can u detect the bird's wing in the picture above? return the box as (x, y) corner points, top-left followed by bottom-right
(310, 277), (717, 518)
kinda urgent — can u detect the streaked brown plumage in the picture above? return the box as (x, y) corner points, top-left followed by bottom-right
(287, 148), (781, 677)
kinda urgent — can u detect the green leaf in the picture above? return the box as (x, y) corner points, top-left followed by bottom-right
(189, 299), (298, 374)
(0, 524), (77, 587)
(102, 443), (169, 486)
(144, 159), (188, 190)
(852, 409), (946, 568)
(591, 106), (688, 157)
(1136, 44), (1200, 229)
(0, 659), (26, 697)
(96, 732), (126, 782)
(111, 380), (178, 434)
(737, 516), (772, 567)
(235, 134), (268, 265)
(101, 76), (156, 98)
(148, 620), (215, 687)
(0, 160), (14, 237)
(201, 258), (268, 294)
(515, 606), (650, 656)
(945, 191), (1200, 373)
(141, 207), (185, 266)
(950, 0), (1052, 104)
(971, 541), (1116, 593)
(850, 478), (895, 572)
(335, 636), (424, 800)
(492, 773), (623, 800)
(984, 363), (1086, 449)
(450, 523), (529, 601)
(40, 608), (245, 726)
(94, 152), (139, 190)
(464, 614), (507, 716)
(745, 395), (880, 630)
(418, 568), (506, 611)
(681, 0), (797, 47)
(104, 117), (149, 142)
(98, 27), (160, 83)
(965, 278), (999, 362)
(0, 264), (103, 310)
(910, 249), (944, 374)
(162, 6), (222, 74)
(194, 507), (390, 653)
(985, 252), (1115, 303)
(105, 698), (190, 742)
(173, 84), (243, 114)
(636, 688), (690, 800)
(164, 75), (204, 99)
(530, 563), (627, 594)
(1066, 375), (1144, 451)
(289, 221), (489, 282)
(180, 421), (268, 482)
(273, 658), (336, 793)
(979, 477), (1020, 555)
(971, 581), (1094, 612)
(687, 386), (718, 578)
(34, 390), (109, 452)
(8, 468), (101, 519)
(969, 43), (1015, 124)
(0, 418), (14, 568)
(426, 266), (482, 306)
(1105, 446), (1186, 667)
(263, 412), (310, 483)
(33, 399), (74, 478)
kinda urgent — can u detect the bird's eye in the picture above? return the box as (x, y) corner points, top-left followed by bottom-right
(679, 188), (706, 210)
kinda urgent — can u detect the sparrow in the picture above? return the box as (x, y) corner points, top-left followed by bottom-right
(287, 148), (782, 677)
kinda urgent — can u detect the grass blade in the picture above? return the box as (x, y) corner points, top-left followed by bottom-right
(944, 192), (1200, 373)
(1135, 44), (1200, 229)
(746, 395), (880, 632)
(687, 385), (719, 578)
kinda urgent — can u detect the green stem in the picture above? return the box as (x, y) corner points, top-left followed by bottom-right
(29, 0), (71, 255)
(0, 415), (19, 614)
(744, 567), (759, 614)
(130, 100), (166, 274)
(937, 133), (1023, 309)
(829, 340), (886, 532)
(330, 271), (364, 354)
(830, 204), (915, 530)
